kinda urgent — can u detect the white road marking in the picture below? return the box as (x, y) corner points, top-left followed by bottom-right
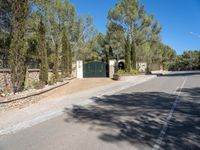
(152, 77), (187, 150)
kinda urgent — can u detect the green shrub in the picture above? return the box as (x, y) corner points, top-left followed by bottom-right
(32, 80), (38, 88)
(117, 69), (126, 75)
(130, 69), (139, 75)
(115, 69), (140, 75)
(57, 73), (63, 82)
(32, 80), (45, 89)
(48, 74), (56, 85)
(24, 71), (30, 90)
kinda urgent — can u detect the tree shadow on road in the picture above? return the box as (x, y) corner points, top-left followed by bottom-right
(65, 88), (200, 150)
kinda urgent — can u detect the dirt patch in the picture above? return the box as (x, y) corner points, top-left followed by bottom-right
(42, 78), (115, 101)
(0, 78), (115, 112)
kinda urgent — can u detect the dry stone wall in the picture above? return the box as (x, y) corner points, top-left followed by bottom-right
(0, 69), (61, 92)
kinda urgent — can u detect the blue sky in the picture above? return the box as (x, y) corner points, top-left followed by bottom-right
(70, 0), (200, 54)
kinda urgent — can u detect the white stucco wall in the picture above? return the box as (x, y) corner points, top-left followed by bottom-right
(137, 62), (147, 72)
(76, 61), (83, 79)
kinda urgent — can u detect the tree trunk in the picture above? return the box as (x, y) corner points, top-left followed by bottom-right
(38, 18), (48, 84)
(125, 35), (131, 72)
(61, 28), (70, 77)
(131, 41), (137, 70)
(9, 0), (28, 92)
(53, 43), (59, 81)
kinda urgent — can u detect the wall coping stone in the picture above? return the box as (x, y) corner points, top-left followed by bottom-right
(0, 69), (62, 73)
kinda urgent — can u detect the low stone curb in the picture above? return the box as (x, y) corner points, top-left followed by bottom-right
(0, 77), (75, 104)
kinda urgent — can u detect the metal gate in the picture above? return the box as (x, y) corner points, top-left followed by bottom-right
(83, 61), (108, 78)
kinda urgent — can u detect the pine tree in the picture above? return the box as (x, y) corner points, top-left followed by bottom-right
(9, 0), (28, 92)
(61, 28), (70, 77)
(125, 35), (131, 72)
(38, 18), (48, 84)
(53, 43), (59, 81)
(131, 41), (137, 70)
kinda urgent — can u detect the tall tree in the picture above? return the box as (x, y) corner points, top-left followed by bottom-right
(38, 18), (48, 84)
(61, 27), (70, 77)
(9, 0), (28, 92)
(0, 0), (12, 35)
(68, 42), (72, 75)
(73, 16), (98, 61)
(53, 43), (59, 80)
(94, 33), (109, 63)
(125, 34), (131, 71)
(131, 40), (137, 69)
(106, 22), (125, 60)
(146, 21), (162, 73)
(107, 0), (155, 70)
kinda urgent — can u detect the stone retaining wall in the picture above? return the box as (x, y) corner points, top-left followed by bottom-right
(0, 62), (77, 92)
(0, 69), (61, 92)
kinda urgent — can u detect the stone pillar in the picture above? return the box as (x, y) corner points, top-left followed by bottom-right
(76, 60), (83, 79)
(72, 62), (77, 77)
(109, 60), (116, 78)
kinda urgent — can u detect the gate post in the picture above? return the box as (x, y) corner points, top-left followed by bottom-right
(109, 60), (116, 78)
(76, 60), (83, 79)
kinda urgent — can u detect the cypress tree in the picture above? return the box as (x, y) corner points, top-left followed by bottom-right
(53, 43), (59, 81)
(38, 18), (48, 84)
(9, 0), (28, 92)
(125, 35), (131, 72)
(131, 41), (137, 70)
(105, 46), (114, 64)
(109, 46), (114, 59)
(68, 42), (72, 75)
(61, 28), (69, 77)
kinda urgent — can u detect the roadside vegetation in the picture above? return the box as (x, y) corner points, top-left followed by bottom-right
(115, 69), (140, 76)
(0, 0), (199, 94)
(168, 50), (200, 71)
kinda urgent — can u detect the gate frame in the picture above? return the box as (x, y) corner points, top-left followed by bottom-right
(76, 60), (117, 79)
(83, 61), (109, 78)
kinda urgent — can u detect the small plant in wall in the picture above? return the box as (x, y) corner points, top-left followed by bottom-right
(1, 84), (13, 97)
(31, 80), (45, 89)
(113, 69), (140, 80)
(48, 74), (56, 85)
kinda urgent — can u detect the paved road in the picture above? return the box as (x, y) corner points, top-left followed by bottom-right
(0, 74), (199, 150)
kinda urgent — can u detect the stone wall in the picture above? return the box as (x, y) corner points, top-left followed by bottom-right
(0, 70), (11, 91)
(0, 69), (63, 92)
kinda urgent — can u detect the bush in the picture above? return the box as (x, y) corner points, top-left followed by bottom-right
(32, 80), (45, 89)
(130, 69), (139, 75)
(24, 72), (30, 90)
(48, 74), (56, 85)
(115, 69), (140, 75)
(57, 73), (63, 82)
(116, 69), (126, 75)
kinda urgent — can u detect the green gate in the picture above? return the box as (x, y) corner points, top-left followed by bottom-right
(83, 61), (108, 78)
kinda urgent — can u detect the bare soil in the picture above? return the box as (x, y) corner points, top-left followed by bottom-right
(42, 78), (115, 101)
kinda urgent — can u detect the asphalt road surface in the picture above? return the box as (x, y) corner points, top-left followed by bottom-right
(0, 73), (199, 150)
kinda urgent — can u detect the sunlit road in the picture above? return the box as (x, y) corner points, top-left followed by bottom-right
(0, 73), (199, 150)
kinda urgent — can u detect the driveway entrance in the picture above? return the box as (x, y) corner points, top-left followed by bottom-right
(83, 61), (108, 78)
